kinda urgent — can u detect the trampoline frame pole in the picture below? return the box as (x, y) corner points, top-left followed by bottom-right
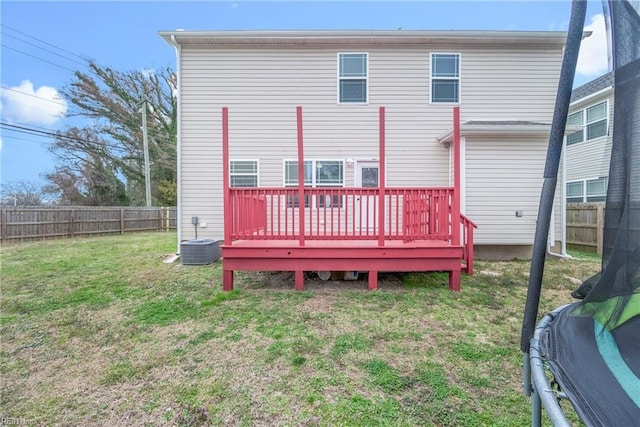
(532, 386), (542, 427)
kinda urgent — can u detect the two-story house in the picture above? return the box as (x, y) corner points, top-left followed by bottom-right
(160, 30), (568, 289)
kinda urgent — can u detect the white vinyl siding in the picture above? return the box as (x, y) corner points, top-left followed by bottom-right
(176, 43), (563, 241)
(430, 53), (460, 103)
(338, 53), (368, 103)
(465, 135), (557, 245)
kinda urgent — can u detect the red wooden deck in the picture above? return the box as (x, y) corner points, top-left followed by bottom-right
(220, 106), (477, 291)
(222, 239), (465, 291)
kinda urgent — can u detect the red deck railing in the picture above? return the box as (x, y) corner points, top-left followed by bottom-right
(228, 186), (472, 243)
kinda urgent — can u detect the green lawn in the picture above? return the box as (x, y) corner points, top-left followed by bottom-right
(0, 232), (599, 426)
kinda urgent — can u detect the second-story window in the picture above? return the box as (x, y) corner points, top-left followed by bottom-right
(566, 101), (608, 145)
(431, 53), (460, 103)
(338, 53), (368, 103)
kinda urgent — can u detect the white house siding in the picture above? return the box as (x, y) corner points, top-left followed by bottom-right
(465, 135), (553, 245)
(176, 40), (562, 242)
(566, 91), (614, 181)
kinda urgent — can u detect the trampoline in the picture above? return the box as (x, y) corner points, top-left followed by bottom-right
(521, 1), (640, 426)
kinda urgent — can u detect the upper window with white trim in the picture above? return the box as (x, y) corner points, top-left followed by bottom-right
(431, 53), (460, 103)
(566, 101), (608, 145)
(338, 53), (368, 103)
(230, 160), (258, 187)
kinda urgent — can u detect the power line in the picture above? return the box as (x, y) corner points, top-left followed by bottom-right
(1, 32), (86, 66)
(1, 85), (68, 107)
(1, 44), (76, 72)
(0, 23), (89, 62)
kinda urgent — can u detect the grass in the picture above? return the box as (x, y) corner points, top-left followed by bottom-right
(0, 232), (599, 426)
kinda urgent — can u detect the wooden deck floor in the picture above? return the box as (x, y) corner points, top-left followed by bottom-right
(222, 239), (465, 291)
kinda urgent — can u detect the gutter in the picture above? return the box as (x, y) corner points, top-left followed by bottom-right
(547, 136), (572, 259)
(169, 34), (183, 252)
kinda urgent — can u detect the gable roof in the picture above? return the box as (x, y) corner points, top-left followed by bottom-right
(571, 71), (614, 103)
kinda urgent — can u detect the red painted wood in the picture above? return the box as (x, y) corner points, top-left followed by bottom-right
(223, 270), (234, 291)
(295, 270), (304, 291)
(461, 213), (477, 274)
(368, 271), (378, 290)
(227, 187), (455, 241)
(378, 107), (386, 247)
(449, 269), (461, 292)
(452, 107), (461, 246)
(222, 256), (461, 272)
(220, 106), (477, 292)
(297, 106), (305, 247)
(222, 107), (231, 245)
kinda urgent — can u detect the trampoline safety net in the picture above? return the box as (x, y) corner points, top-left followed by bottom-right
(524, 1), (640, 426)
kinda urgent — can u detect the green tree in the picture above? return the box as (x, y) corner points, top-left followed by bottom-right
(47, 61), (177, 206)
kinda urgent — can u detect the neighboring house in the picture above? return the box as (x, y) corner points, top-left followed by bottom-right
(565, 72), (614, 203)
(160, 30), (567, 280)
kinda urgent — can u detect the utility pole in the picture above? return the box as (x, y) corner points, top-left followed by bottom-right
(141, 99), (152, 207)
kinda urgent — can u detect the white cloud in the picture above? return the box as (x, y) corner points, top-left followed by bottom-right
(0, 80), (67, 126)
(577, 14), (609, 76)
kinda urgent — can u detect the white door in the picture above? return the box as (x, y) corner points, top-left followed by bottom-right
(355, 161), (379, 233)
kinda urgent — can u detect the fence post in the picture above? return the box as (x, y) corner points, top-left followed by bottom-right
(69, 209), (75, 237)
(596, 203), (604, 255)
(1, 209), (6, 241)
(120, 209), (125, 234)
(158, 207), (163, 231)
(165, 207), (170, 231)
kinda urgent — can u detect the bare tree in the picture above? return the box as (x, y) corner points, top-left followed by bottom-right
(1, 181), (47, 206)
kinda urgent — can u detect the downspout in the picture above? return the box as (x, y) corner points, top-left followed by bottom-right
(170, 34), (183, 253)
(547, 136), (571, 259)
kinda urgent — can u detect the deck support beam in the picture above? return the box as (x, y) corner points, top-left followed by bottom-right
(294, 270), (304, 291)
(368, 271), (378, 290)
(448, 270), (461, 292)
(223, 270), (234, 291)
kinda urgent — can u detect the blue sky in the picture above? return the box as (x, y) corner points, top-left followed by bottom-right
(1, 1), (609, 188)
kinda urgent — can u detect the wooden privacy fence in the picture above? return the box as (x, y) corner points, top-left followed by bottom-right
(1, 206), (176, 242)
(566, 202), (605, 254)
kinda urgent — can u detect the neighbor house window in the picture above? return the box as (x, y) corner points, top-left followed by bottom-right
(230, 160), (258, 187)
(284, 160), (344, 207)
(338, 53), (368, 103)
(586, 102), (607, 140)
(586, 177), (607, 202)
(431, 53), (460, 103)
(566, 111), (584, 145)
(566, 101), (608, 145)
(566, 181), (585, 203)
(566, 177), (608, 203)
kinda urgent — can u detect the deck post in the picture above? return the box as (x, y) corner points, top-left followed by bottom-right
(368, 271), (378, 290)
(223, 107), (231, 246)
(294, 270), (304, 291)
(452, 107), (461, 246)
(223, 270), (234, 291)
(222, 107), (234, 291)
(296, 106), (305, 247)
(449, 269), (461, 292)
(378, 106), (386, 247)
